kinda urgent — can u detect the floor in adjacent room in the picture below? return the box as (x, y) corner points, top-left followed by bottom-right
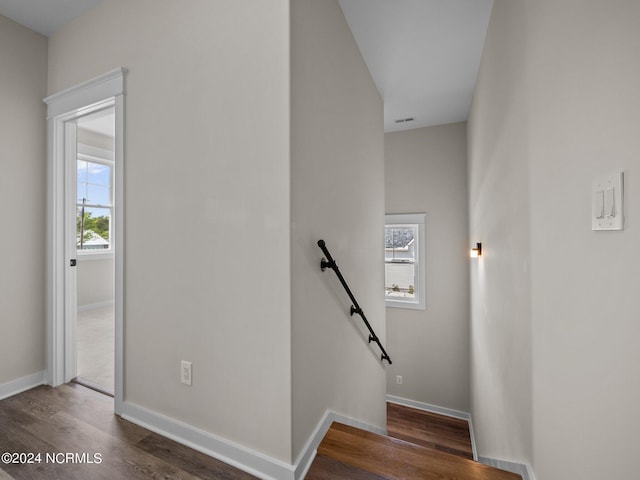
(76, 305), (114, 393)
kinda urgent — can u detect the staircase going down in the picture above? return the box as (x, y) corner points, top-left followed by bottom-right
(306, 404), (522, 480)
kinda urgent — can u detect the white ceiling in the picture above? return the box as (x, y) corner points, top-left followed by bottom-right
(339, 0), (493, 132)
(0, 0), (493, 133)
(78, 107), (115, 137)
(0, 0), (102, 37)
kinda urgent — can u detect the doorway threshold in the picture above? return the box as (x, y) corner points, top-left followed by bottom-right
(72, 377), (114, 398)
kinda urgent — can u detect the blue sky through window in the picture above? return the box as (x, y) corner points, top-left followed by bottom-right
(77, 161), (111, 207)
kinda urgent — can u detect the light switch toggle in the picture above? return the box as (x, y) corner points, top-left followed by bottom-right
(593, 190), (604, 219)
(604, 187), (615, 218)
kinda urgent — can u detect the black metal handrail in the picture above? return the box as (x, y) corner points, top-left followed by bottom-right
(317, 239), (392, 364)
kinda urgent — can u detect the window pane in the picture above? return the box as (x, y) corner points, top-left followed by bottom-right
(385, 224), (418, 300)
(85, 184), (111, 206)
(77, 206), (111, 250)
(77, 160), (111, 205)
(385, 263), (416, 299)
(86, 162), (110, 186)
(384, 226), (416, 262)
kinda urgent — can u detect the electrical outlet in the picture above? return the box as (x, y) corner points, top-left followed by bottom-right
(181, 360), (192, 386)
(396, 375), (403, 385)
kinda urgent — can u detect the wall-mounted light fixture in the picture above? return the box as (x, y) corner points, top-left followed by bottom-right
(470, 242), (482, 258)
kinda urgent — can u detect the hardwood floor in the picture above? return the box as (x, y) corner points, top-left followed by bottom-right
(307, 421), (521, 480)
(307, 404), (522, 480)
(386, 402), (474, 459)
(0, 383), (257, 480)
(1, 385), (520, 480)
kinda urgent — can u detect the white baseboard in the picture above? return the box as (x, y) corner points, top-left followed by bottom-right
(385, 394), (477, 460)
(120, 401), (295, 480)
(385, 394), (470, 421)
(523, 463), (537, 480)
(293, 411), (332, 480)
(467, 415), (479, 461)
(293, 410), (387, 479)
(479, 456), (536, 480)
(0, 371), (45, 401)
(121, 400), (386, 480)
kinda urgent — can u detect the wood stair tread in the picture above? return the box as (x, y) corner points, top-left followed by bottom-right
(314, 422), (521, 480)
(386, 402), (474, 459)
(306, 454), (389, 480)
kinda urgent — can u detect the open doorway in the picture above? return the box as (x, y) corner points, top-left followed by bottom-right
(74, 108), (115, 395)
(45, 68), (125, 413)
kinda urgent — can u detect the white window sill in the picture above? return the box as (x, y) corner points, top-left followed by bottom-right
(386, 299), (425, 310)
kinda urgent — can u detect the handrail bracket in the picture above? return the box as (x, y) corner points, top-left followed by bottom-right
(320, 258), (335, 272)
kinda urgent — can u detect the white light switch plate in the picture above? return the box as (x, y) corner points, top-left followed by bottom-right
(181, 360), (192, 386)
(592, 171), (624, 231)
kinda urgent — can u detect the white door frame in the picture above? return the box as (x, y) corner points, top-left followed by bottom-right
(45, 68), (126, 413)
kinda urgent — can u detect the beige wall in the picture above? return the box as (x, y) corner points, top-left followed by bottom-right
(469, 0), (640, 477)
(467, 0), (533, 467)
(385, 123), (470, 412)
(77, 257), (114, 308)
(290, 0), (386, 460)
(47, 0), (387, 466)
(48, 0), (292, 462)
(0, 15), (48, 385)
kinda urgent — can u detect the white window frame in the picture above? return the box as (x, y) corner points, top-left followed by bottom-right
(76, 143), (115, 258)
(385, 213), (426, 310)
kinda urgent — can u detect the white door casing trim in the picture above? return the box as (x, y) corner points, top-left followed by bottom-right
(44, 67), (126, 413)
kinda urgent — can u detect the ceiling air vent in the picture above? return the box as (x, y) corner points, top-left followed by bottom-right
(395, 117), (415, 124)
